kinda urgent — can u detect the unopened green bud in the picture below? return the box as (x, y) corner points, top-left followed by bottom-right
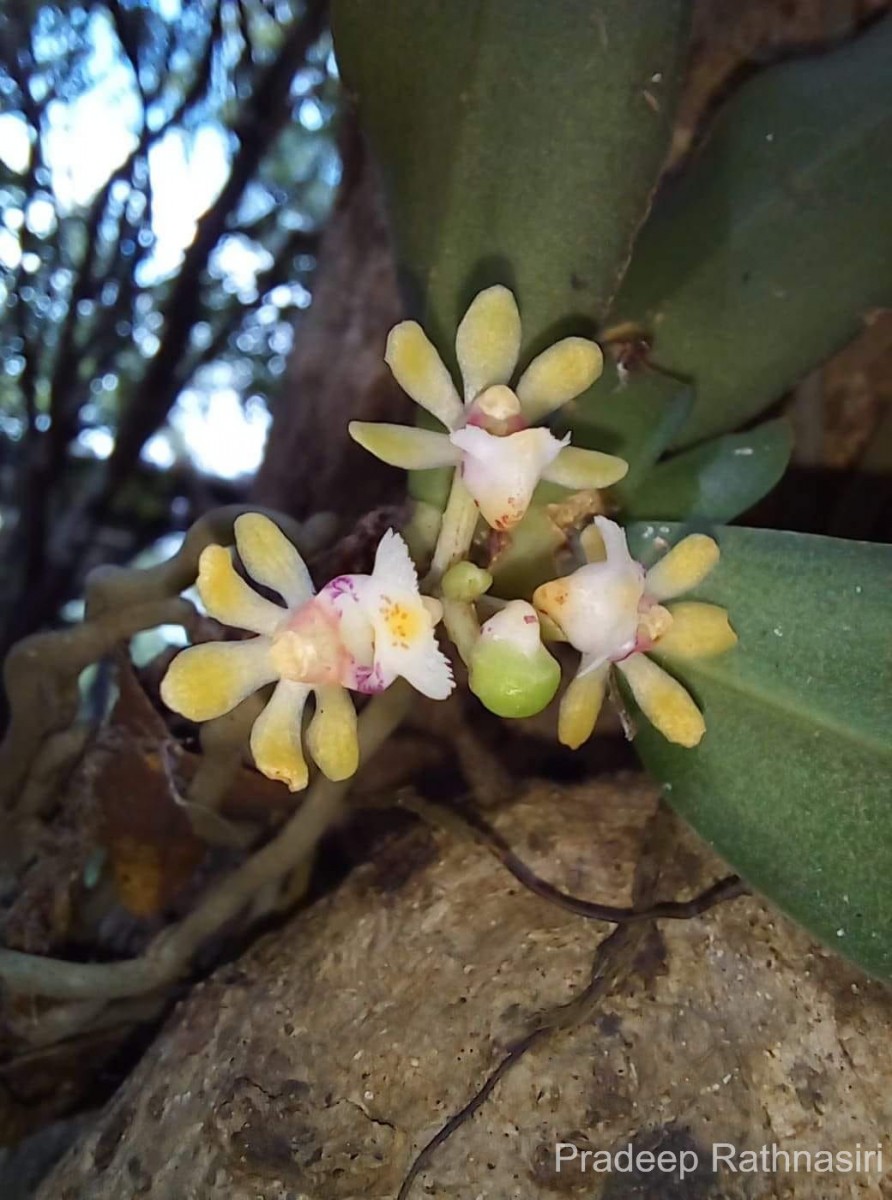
(442, 560), (493, 602)
(469, 600), (560, 719)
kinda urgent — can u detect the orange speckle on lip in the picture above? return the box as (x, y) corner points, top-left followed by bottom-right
(380, 597), (424, 649)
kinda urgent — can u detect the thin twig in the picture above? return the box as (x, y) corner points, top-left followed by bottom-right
(396, 922), (644, 1200)
(397, 793), (747, 923)
(396, 802), (743, 1199)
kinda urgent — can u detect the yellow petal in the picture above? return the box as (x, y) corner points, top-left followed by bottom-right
(385, 321), (464, 430)
(455, 285), (521, 401)
(160, 639), (276, 723)
(250, 679), (310, 792)
(348, 422), (459, 470)
(516, 337), (604, 422)
(197, 544), (284, 635)
(558, 663), (608, 749)
(306, 685), (359, 782)
(542, 445), (628, 491)
(645, 534), (720, 601)
(654, 601), (737, 660)
(617, 654), (705, 748)
(234, 513), (314, 609)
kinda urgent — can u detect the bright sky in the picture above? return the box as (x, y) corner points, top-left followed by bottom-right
(0, 8), (278, 479)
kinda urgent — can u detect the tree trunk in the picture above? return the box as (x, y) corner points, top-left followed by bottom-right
(38, 779), (892, 1200)
(251, 119), (411, 522)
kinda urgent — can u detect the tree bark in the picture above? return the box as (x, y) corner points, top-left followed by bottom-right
(251, 118), (411, 521)
(39, 778), (892, 1200)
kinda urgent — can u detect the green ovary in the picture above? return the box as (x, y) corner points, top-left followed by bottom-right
(468, 641), (561, 719)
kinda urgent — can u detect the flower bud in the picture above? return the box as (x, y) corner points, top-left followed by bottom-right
(468, 600), (560, 718)
(441, 560), (493, 602)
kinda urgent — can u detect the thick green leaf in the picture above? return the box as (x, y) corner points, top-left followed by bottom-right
(583, 17), (892, 449)
(626, 523), (892, 979)
(624, 418), (792, 522)
(333, 0), (691, 361)
(408, 463), (452, 511)
(557, 366), (693, 500)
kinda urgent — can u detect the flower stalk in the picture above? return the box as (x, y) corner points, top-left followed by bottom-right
(427, 474), (480, 584)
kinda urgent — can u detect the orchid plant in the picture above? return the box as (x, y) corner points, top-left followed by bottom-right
(163, 288), (737, 796)
(0, 0), (883, 1019)
(324, 0), (892, 987)
(160, 2), (891, 985)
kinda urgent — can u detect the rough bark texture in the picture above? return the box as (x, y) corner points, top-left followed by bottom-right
(39, 778), (892, 1199)
(251, 120), (410, 521)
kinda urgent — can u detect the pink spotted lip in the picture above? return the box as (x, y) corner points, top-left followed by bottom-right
(323, 575), (361, 601)
(350, 663), (388, 694)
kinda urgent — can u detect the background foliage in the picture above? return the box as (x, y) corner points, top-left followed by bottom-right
(0, 0), (337, 660)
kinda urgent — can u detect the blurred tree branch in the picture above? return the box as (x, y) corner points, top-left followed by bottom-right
(0, 0), (334, 675)
(104, 0), (327, 496)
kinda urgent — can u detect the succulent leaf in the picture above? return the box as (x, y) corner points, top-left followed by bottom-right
(627, 522), (892, 980)
(333, 0), (691, 359)
(624, 418), (792, 523)
(579, 17), (892, 452)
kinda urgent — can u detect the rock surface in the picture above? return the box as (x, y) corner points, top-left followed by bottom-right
(38, 777), (891, 1199)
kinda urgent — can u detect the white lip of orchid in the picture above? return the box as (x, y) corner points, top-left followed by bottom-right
(315, 530), (454, 700)
(573, 563), (645, 674)
(364, 529), (454, 698)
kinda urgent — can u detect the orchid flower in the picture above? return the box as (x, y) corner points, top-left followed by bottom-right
(161, 515), (452, 792)
(317, 528), (453, 701)
(533, 517), (737, 749)
(349, 285), (628, 531)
